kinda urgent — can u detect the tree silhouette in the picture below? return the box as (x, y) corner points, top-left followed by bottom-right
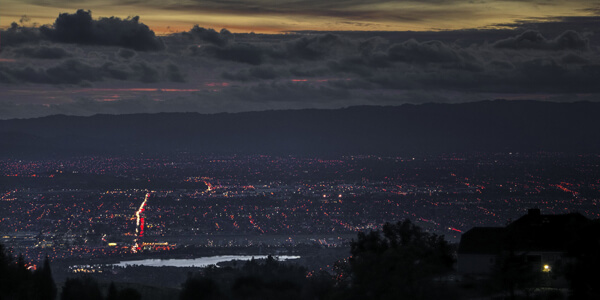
(179, 255), (321, 300)
(116, 288), (142, 300)
(1, 245), (59, 300)
(179, 276), (221, 300)
(15, 253), (33, 300)
(33, 256), (57, 300)
(0, 244), (16, 299)
(349, 220), (456, 300)
(564, 222), (600, 300)
(60, 277), (103, 300)
(491, 251), (542, 300)
(106, 282), (118, 300)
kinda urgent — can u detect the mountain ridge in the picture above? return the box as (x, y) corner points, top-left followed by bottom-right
(2, 100), (599, 157)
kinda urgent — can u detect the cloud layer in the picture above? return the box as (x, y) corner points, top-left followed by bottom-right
(493, 30), (589, 51)
(2, 10), (164, 51)
(0, 10), (599, 119)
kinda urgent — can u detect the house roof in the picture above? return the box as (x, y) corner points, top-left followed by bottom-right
(505, 212), (589, 252)
(457, 227), (505, 254)
(458, 210), (591, 254)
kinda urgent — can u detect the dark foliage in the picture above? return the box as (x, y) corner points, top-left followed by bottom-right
(60, 277), (103, 300)
(104, 281), (142, 300)
(348, 219), (456, 300)
(174, 221), (455, 299)
(0, 244), (57, 300)
(116, 288), (142, 300)
(106, 282), (118, 300)
(177, 222), (456, 299)
(180, 277), (221, 300)
(33, 257), (58, 300)
(565, 222), (600, 300)
(179, 255), (325, 300)
(490, 251), (543, 300)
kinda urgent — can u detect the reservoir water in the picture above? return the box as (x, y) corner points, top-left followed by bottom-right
(110, 255), (301, 268)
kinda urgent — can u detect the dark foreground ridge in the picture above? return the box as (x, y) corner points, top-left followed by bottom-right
(2, 100), (600, 157)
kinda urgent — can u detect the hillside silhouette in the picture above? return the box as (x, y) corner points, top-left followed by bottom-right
(2, 101), (599, 157)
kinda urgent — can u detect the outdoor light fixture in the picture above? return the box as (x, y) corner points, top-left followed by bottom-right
(543, 264), (551, 272)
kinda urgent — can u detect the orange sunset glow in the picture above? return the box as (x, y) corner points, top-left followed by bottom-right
(2, 0), (598, 34)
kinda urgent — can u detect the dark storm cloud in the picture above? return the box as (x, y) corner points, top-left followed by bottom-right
(0, 23), (43, 47)
(0, 10), (164, 51)
(130, 61), (160, 83)
(0, 58), (185, 85)
(0, 59), (123, 84)
(39, 10), (164, 51)
(494, 16), (600, 47)
(364, 52), (600, 94)
(46, 59), (105, 83)
(12, 45), (71, 59)
(181, 26), (600, 96)
(197, 43), (266, 65)
(183, 26), (233, 47)
(3, 12), (600, 120)
(282, 34), (353, 60)
(222, 65), (290, 81)
(101, 62), (130, 80)
(493, 30), (589, 51)
(0, 80), (368, 119)
(379, 34), (598, 93)
(165, 63), (185, 82)
(388, 39), (463, 63)
(358, 37), (390, 56)
(0, 59), (98, 84)
(283, 16), (598, 49)
(192, 33), (354, 65)
(560, 53), (589, 64)
(117, 48), (137, 59)
(2, 55), (600, 119)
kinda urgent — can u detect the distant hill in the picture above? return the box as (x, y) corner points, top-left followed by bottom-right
(1, 100), (600, 157)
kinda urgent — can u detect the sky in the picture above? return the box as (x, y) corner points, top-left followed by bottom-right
(0, 0), (599, 119)
(2, 0), (599, 33)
